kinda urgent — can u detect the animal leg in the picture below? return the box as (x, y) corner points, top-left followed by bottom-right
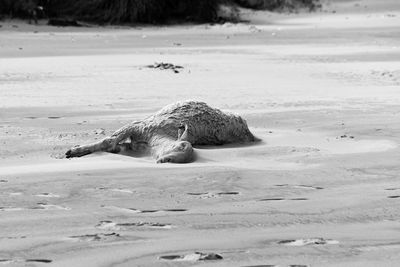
(66, 122), (143, 158)
(65, 136), (118, 158)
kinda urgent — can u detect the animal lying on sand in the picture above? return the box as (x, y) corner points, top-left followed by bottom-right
(66, 101), (258, 163)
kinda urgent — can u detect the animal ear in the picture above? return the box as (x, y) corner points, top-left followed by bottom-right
(178, 124), (189, 141)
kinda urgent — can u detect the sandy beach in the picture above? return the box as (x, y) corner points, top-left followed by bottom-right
(1, 0), (400, 266)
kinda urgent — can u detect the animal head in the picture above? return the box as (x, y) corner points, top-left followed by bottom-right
(156, 123), (194, 163)
(156, 140), (194, 163)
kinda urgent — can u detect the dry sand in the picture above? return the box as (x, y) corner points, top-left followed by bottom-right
(1, 0), (400, 266)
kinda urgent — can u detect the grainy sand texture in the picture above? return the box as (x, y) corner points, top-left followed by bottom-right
(1, 0), (400, 266)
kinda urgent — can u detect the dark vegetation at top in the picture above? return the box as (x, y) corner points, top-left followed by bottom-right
(0, 0), (320, 25)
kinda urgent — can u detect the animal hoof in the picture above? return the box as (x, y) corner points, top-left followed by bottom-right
(65, 146), (89, 158)
(156, 157), (171, 164)
(65, 149), (72, 158)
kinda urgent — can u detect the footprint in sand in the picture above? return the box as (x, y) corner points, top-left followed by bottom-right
(278, 238), (339, 246)
(101, 205), (186, 213)
(0, 259), (52, 264)
(187, 192), (209, 196)
(187, 192), (240, 199)
(117, 222), (172, 229)
(95, 187), (134, 194)
(1, 203), (69, 211)
(68, 232), (120, 242)
(259, 198), (309, 201)
(159, 252), (222, 261)
(163, 209), (187, 212)
(35, 193), (60, 198)
(110, 188), (134, 194)
(217, 191), (240, 195)
(33, 203), (70, 210)
(1, 236), (26, 240)
(25, 259), (53, 263)
(275, 184), (323, 190)
(259, 198), (285, 201)
(96, 220), (172, 230)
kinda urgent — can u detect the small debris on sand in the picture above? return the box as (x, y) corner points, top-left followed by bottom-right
(337, 134), (355, 139)
(147, 62), (184, 73)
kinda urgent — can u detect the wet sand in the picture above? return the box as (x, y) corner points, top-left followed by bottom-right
(1, 0), (400, 266)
